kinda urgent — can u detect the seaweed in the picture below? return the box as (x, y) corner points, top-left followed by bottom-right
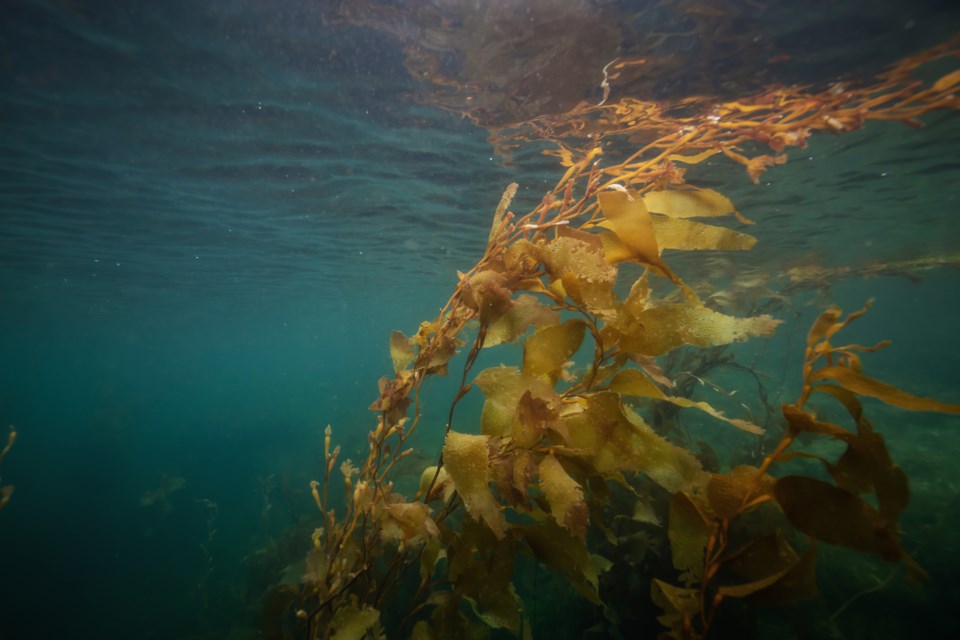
(0, 425), (15, 511)
(266, 37), (960, 640)
(658, 302), (960, 638)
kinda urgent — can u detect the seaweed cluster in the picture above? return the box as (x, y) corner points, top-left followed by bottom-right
(266, 39), (960, 640)
(489, 37), (960, 172)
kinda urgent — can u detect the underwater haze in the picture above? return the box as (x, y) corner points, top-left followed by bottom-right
(1, 1), (960, 639)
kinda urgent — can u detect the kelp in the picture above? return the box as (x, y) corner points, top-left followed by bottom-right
(442, 431), (506, 539)
(278, 34), (960, 640)
(288, 165), (792, 635)
(139, 473), (187, 514)
(538, 454), (589, 539)
(490, 38), (960, 185)
(328, 605), (380, 640)
(653, 303), (960, 638)
(0, 426), (15, 511)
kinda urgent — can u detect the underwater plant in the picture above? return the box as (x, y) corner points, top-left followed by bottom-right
(139, 473), (187, 514)
(262, 40), (960, 640)
(0, 426), (14, 511)
(653, 300), (960, 638)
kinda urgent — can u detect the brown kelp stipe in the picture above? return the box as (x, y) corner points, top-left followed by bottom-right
(267, 41), (960, 640)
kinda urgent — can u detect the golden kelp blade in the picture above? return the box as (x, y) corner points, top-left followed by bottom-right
(805, 305), (844, 348)
(522, 319), (586, 383)
(462, 269), (515, 325)
(597, 189), (661, 265)
(561, 392), (707, 492)
(642, 188), (743, 221)
(773, 476), (903, 561)
(511, 391), (553, 449)
(718, 534), (813, 602)
(389, 330), (415, 373)
(610, 369), (764, 434)
(538, 234), (620, 313)
(328, 605), (381, 640)
(746, 546), (818, 606)
(380, 502), (440, 544)
(517, 520), (608, 605)
(608, 368), (666, 398)
(442, 431), (507, 538)
(664, 396), (764, 435)
(652, 217), (757, 252)
(615, 301), (781, 357)
(538, 454), (588, 539)
(451, 526), (522, 634)
(667, 491), (712, 582)
(651, 579), (700, 638)
(484, 294), (559, 347)
(600, 218), (757, 258)
(473, 366), (559, 438)
(706, 466), (773, 519)
(462, 573), (523, 634)
(539, 235), (617, 287)
(932, 68), (960, 91)
(810, 366), (960, 413)
(596, 189), (684, 285)
(596, 230), (636, 264)
(667, 149), (720, 165)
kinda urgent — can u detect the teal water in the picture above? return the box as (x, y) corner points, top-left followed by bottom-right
(1, 2), (959, 639)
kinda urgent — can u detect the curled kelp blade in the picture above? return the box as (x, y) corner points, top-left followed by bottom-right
(609, 368), (764, 434)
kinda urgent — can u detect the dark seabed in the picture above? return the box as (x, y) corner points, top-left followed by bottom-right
(1, 1), (959, 639)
